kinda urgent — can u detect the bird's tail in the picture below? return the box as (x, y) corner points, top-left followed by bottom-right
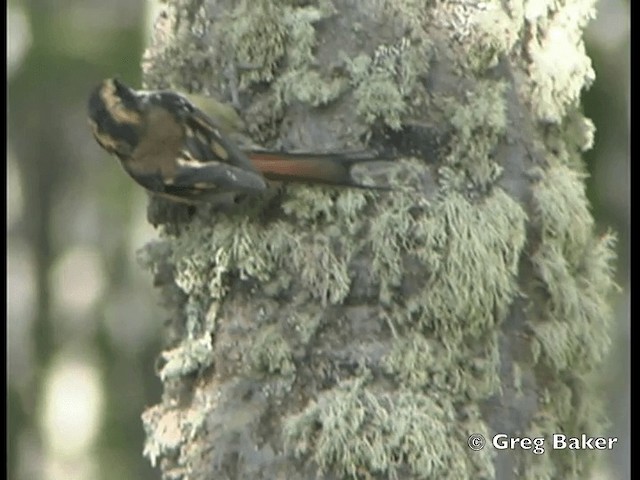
(245, 150), (387, 189)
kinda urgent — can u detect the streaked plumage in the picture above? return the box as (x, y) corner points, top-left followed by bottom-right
(88, 78), (383, 203)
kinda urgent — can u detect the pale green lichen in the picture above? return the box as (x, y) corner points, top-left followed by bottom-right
(142, 0), (231, 94)
(530, 233), (617, 373)
(532, 164), (593, 256)
(158, 334), (214, 380)
(465, 3), (521, 71)
(435, 80), (508, 189)
(171, 215), (276, 301)
(284, 378), (491, 479)
(220, 0), (287, 86)
(348, 56), (406, 129)
(333, 189), (371, 224)
(406, 190), (527, 337)
(446, 81), (508, 140)
(523, 380), (608, 478)
(382, 333), (501, 401)
(142, 406), (181, 468)
(248, 325), (296, 375)
(149, 193), (366, 398)
(282, 5), (329, 68)
(524, 0), (597, 123)
(274, 4), (349, 107)
(368, 193), (418, 304)
(280, 186), (368, 224)
(286, 310), (323, 345)
(290, 232), (353, 305)
(565, 111), (596, 153)
(142, 404), (207, 469)
(524, 0), (557, 21)
(529, 163), (617, 372)
(276, 69), (347, 107)
(539, 110), (597, 175)
(367, 187), (527, 340)
(164, 186), (368, 336)
(382, 335), (446, 390)
(343, 39), (430, 129)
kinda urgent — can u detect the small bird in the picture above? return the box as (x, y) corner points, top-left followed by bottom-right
(87, 78), (384, 204)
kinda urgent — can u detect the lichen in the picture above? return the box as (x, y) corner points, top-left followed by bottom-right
(397, 190), (527, 338)
(274, 4), (348, 107)
(529, 164), (617, 372)
(523, 0), (597, 123)
(435, 80), (508, 189)
(248, 324), (296, 376)
(142, 404), (206, 469)
(465, 4), (521, 71)
(284, 378), (493, 479)
(280, 186), (368, 224)
(522, 381), (609, 478)
(367, 192), (418, 304)
(142, 0), (214, 91)
(220, 1), (287, 87)
(382, 333), (501, 401)
(343, 39), (430, 130)
(158, 334), (214, 380)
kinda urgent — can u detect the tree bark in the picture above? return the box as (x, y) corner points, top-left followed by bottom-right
(139, 1), (617, 478)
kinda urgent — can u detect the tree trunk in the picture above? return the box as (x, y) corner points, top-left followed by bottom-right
(139, 1), (617, 478)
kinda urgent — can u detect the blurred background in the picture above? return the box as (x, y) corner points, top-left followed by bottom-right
(6, 1), (629, 479)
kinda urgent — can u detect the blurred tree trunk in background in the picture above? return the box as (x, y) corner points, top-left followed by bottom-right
(44, 0), (616, 479)
(584, 2), (630, 478)
(8, 2), (160, 480)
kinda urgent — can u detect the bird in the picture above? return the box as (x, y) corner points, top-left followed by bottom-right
(87, 78), (386, 204)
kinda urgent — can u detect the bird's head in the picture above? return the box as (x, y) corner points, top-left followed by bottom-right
(87, 78), (142, 159)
